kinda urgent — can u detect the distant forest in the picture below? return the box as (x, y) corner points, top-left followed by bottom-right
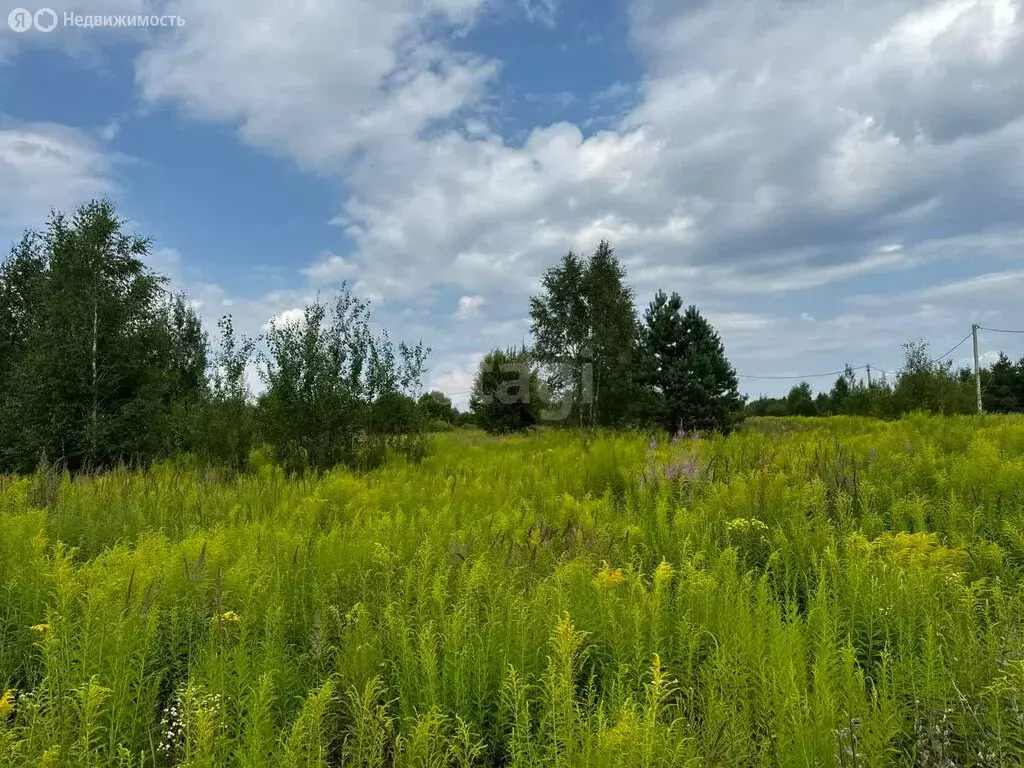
(746, 345), (1024, 419)
(2, 199), (1021, 475)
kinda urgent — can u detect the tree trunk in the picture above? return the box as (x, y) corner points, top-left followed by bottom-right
(91, 272), (98, 462)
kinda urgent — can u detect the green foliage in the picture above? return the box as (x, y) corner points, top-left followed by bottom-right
(256, 286), (429, 473)
(985, 353), (1024, 413)
(187, 316), (258, 471)
(749, 345), (1024, 420)
(637, 290), (745, 434)
(891, 339), (975, 415)
(368, 392), (422, 437)
(3, 417), (1024, 765)
(787, 382), (817, 416)
(0, 199), (207, 473)
(418, 391), (458, 425)
(0, 202), (436, 477)
(469, 347), (543, 434)
(529, 242), (638, 428)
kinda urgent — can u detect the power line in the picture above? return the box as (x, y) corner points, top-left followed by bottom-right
(737, 365), (867, 381)
(930, 332), (973, 364)
(978, 326), (1024, 335)
(440, 324), (1023, 396)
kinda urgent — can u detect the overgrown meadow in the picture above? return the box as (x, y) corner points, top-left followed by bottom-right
(3, 416), (1024, 767)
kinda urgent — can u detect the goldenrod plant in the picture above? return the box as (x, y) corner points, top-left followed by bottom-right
(2, 415), (1024, 765)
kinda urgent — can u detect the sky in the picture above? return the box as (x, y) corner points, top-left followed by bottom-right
(2, 0), (1024, 408)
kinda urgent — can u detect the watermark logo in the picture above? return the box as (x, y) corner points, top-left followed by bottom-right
(7, 8), (184, 31)
(477, 357), (595, 423)
(7, 7), (55, 32)
(34, 6), (56, 30)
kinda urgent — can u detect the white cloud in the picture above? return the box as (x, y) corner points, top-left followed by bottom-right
(303, 253), (356, 284)
(519, 0), (559, 27)
(134, 0), (496, 171)
(455, 294), (485, 319)
(98, 120), (122, 142)
(0, 120), (118, 231)
(132, 0), (1024, 398)
(848, 268), (1024, 307)
(264, 307), (306, 330)
(428, 353), (483, 408)
(8, 0), (1024, 400)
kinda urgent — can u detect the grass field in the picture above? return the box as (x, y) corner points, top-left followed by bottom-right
(3, 416), (1024, 767)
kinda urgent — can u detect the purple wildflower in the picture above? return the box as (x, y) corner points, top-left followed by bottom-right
(665, 453), (701, 481)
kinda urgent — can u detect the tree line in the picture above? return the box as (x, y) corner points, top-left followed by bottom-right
(468, 241), (745, 434)
(3, 199), (1017, 474)
(0, 200), (442, 475)
(467, 243), (1024, 433)
(746, 341), (1024, 419)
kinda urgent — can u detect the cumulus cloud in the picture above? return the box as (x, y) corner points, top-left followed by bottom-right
(303, 253), (357, 284)
(0, 120), (118, 232)
(264, 307), (306, 330)
(159, 0), (1024, 393)
(455, 294), (485, 319)
(134, 0), (496, 171)
(8, 0), (1024, 399)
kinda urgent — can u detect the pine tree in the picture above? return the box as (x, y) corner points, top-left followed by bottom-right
(984, 352), (1021, 413)
(829, 375), (851, 413)
(638, 291), (745, 434)
(1015, 357), (1024, 412)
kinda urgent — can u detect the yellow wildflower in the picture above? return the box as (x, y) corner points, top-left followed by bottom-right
(30, 623), (50, 634)
(654, 559), (674, 588)
(726, 517), (768, 535)
(0, 688), (14, 719)
(598, 706), (639, 750)
(594, 562), (625, 589)
(371, 543), (396, 568)
(219, 610), (241, 624)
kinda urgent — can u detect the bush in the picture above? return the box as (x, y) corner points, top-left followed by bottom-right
(469, 347), (544, 434)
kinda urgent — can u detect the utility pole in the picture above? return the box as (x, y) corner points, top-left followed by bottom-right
(865, 363), (872, 387)
(972, 323), (983, 414)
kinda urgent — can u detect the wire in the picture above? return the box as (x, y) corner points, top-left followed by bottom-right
(737, 365), (868, 381)
(441, 324), (1021, 394)
(978, 326), (1024, 335)
(929, 332), (973, 364)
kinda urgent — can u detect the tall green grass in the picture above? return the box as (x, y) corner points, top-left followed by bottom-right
(3, 415), (1024, 766)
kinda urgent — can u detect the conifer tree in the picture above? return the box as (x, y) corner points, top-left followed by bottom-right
(638, 291), (745, 434)
(984, 352), (1021, 413)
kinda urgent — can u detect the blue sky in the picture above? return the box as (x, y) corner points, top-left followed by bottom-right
(2, 0), (1023, 407)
